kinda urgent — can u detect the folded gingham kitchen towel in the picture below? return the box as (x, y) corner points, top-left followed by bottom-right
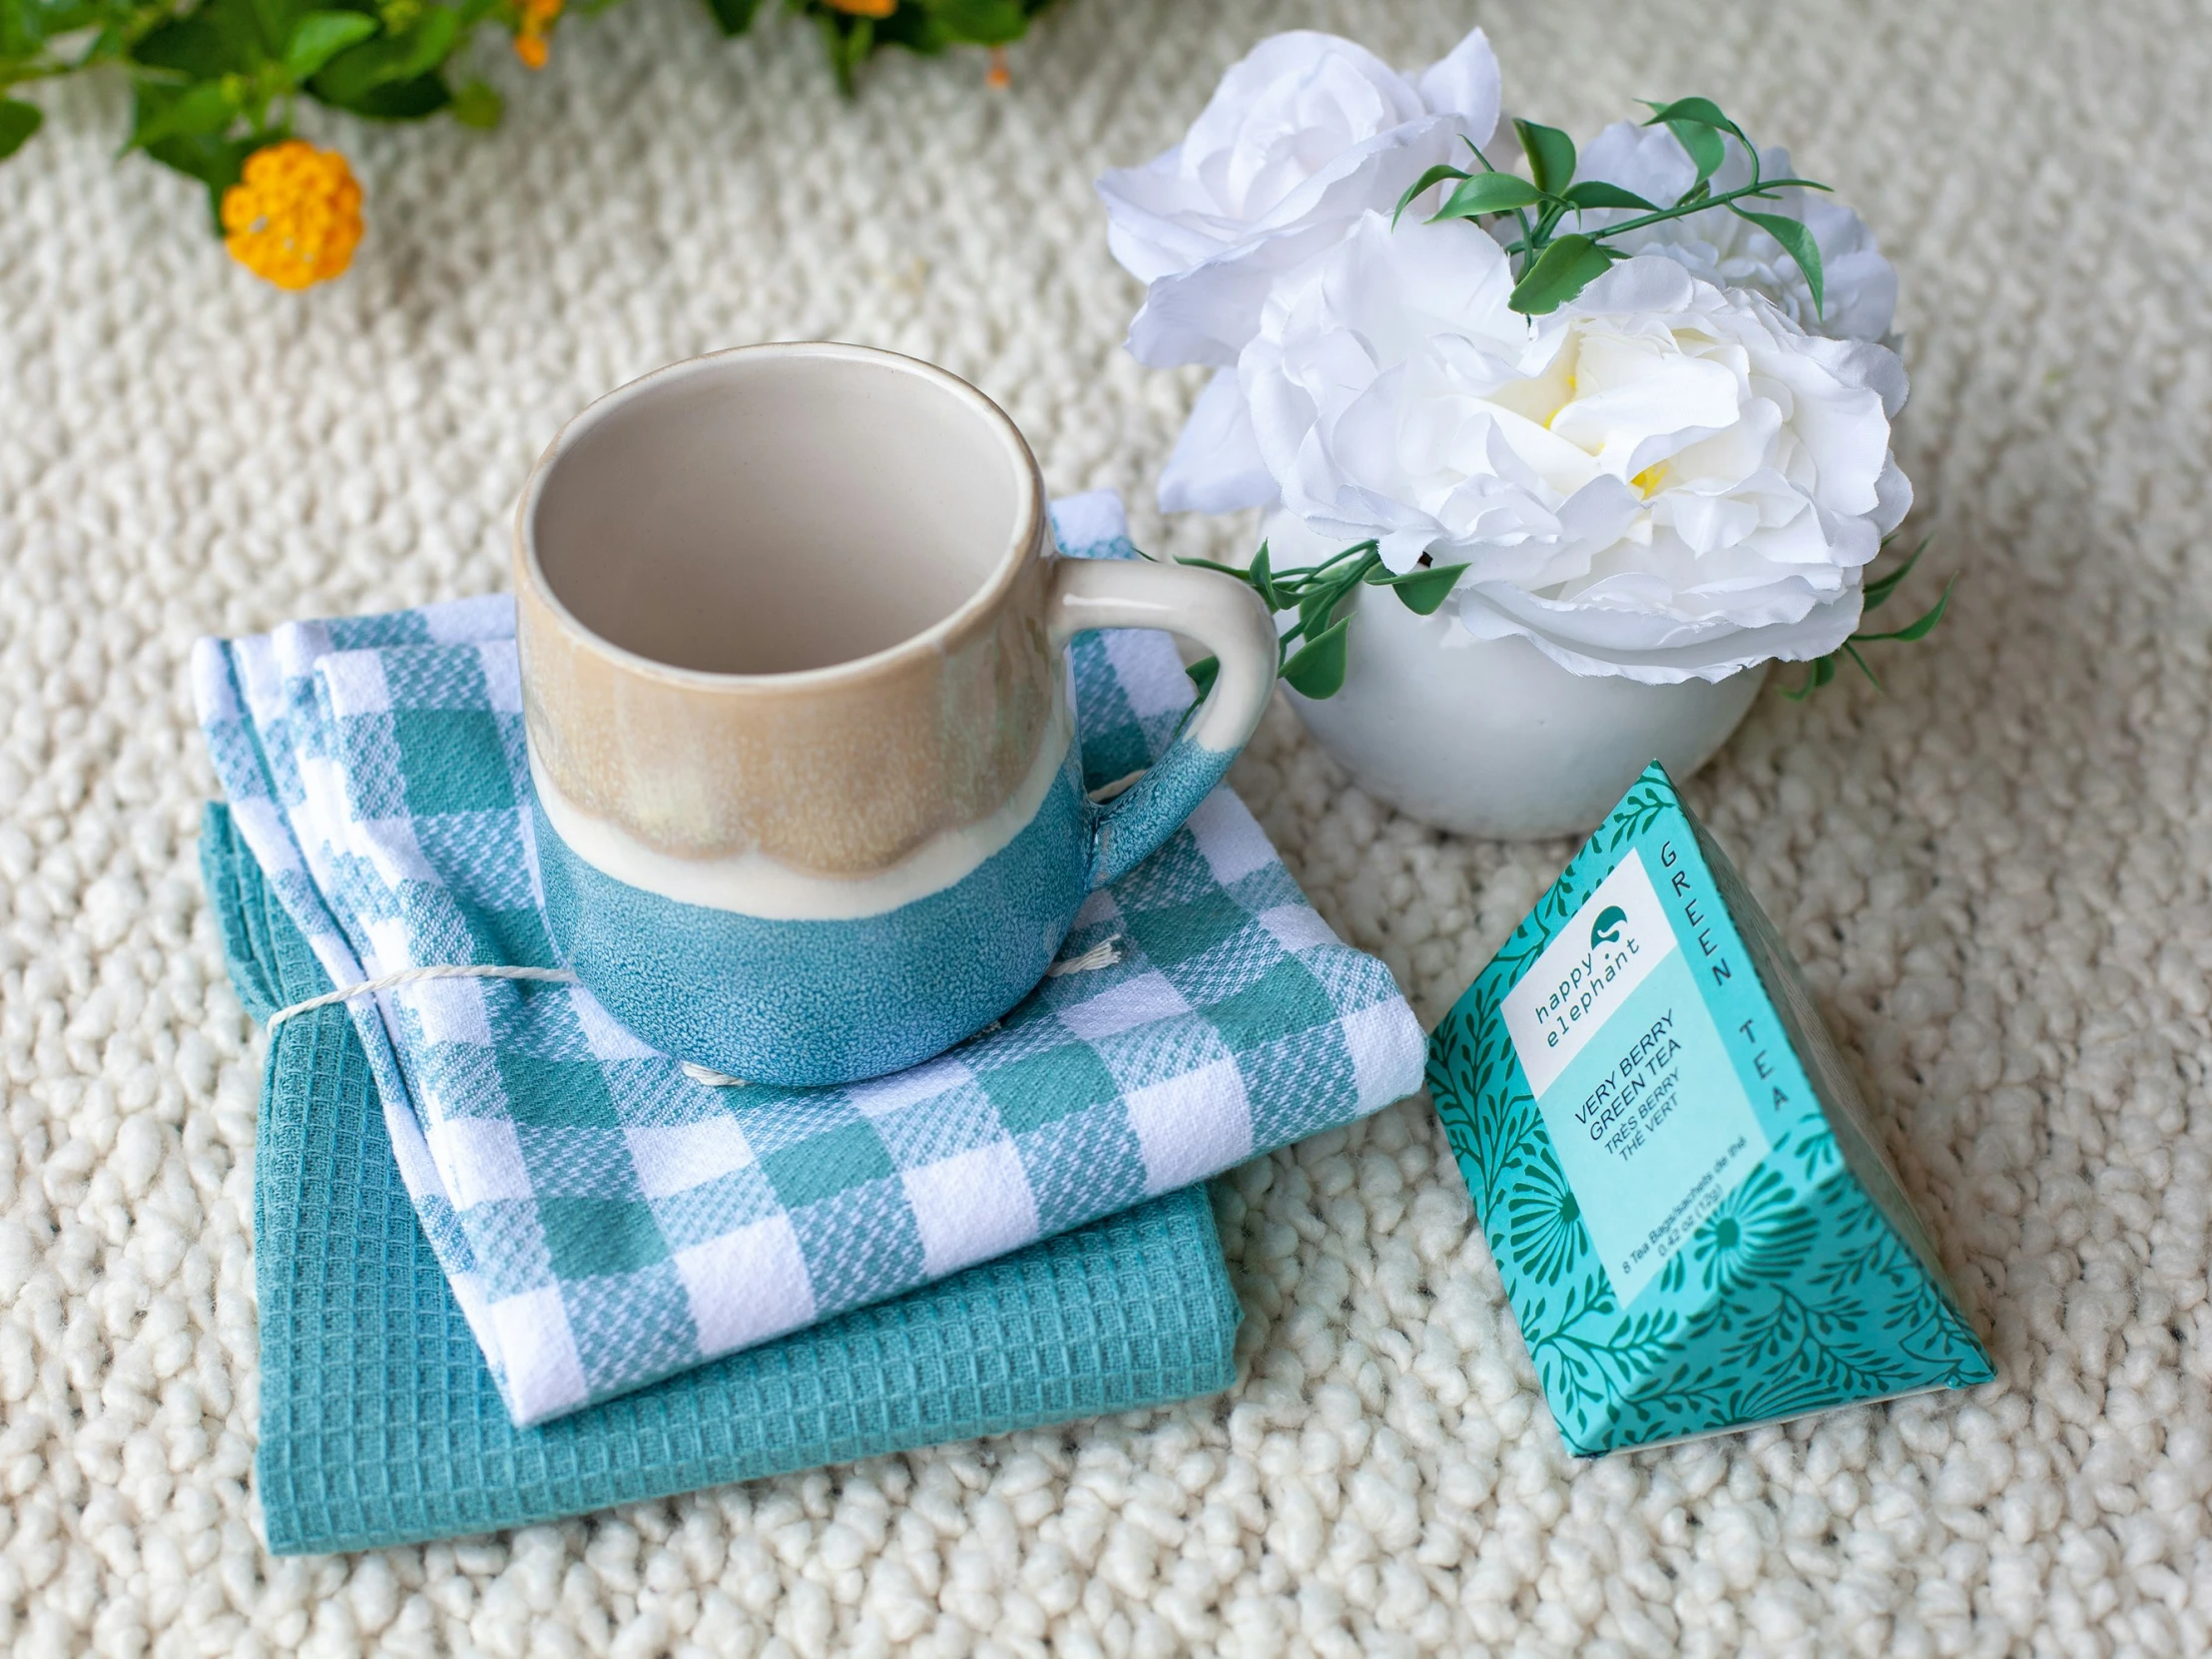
(207, 800), (1241, 1554)
(192, 491), (1423, 1425)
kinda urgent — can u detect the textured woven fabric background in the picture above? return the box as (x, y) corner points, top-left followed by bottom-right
(1, 0), (2208, 1652)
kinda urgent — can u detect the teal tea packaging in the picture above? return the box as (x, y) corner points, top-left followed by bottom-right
(1426, 763), (1992, 1454)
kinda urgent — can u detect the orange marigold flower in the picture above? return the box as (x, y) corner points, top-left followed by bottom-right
(222, 141), (363, 291)
(515, 0), (561, 68)
(824, 0), (896, 16)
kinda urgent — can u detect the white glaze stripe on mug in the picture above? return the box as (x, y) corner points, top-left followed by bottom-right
(524, 697), (1075, 921)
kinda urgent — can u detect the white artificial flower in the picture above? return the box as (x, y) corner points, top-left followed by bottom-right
(1097, 28), (1503, 360)
(1241, 212), (1912, 682)
(1095, 28), (1503, 514)
(1572, 120), (1897, 343)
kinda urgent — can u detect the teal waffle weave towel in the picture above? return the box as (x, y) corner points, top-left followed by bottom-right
(191, 491), (1425, 1424)
(205, 800), (1243, 1555)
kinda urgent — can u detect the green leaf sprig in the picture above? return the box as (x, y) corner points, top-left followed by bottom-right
(1151, 530), (1950, 706)
(1786, 534), (1954, 699)
(1166, 541), (1467, 702)
(1392, 98), (1832, 316)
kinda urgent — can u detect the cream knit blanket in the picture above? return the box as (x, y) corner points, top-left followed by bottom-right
(0, 0), (2202, 1651)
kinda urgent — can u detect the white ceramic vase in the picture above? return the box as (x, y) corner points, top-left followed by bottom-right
(1284, 582), (1767, 840)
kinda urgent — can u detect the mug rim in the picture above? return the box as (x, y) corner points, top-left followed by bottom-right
(514, 340), (1046, 692)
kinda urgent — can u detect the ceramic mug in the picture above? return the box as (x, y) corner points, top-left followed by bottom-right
(515, 342), (1279, 1087)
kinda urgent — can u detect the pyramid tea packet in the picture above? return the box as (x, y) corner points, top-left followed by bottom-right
(1426, 764), (1992, 1455)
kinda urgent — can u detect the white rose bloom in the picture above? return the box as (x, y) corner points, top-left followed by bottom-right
(1573, 120), (1898, 343)
(1095, 28), (1503, 514)
(1242, 212), (1912, 682)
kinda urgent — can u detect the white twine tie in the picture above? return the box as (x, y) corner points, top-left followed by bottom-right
(272, 935), (1125, 1079)
(266, 964), (581, 1029)
(1044, 935), (1123, 976)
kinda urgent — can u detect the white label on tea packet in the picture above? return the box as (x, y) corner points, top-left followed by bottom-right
(1501, 849), (1772, 1307)
(1503, 851), (1677, 1098)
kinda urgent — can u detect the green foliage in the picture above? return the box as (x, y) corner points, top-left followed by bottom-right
(1786, 534), (1955, 700)
(0, 0), (1057, 235)
(283, 11), (377, 79)
(814, 0), (1048, 92)
(0, 95), (39, 155)
(1643, 97), (1743, 186)
(1391, 161), (1473, 224)
(1379, 558), (1468, 616)
(308, 7), (463, 117)
(447, 75), (499, 126)
(699, 0), (759, 31)
(1162, 524), (1950, 717)
(1398, 94), (1831, 316)
(130, 79), (259, 224)
(1280, 615), (1349, 699)
(1558, 179), (1656, 213)
(1507, 232), (1621, 315)
(1164, 537), (1472, 703)
(1511, 116), (1575, 197)
(1430, 168), (1541, 223)
(1732, 206), (1822, 313)
(913, 0), (1033, 46)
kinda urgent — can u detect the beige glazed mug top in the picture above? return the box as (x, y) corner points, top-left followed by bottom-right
(516, 342), (1062, 912)
(513, 340), (1279, 924)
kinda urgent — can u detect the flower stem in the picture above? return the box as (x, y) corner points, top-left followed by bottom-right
(1585, 177), (1825, 242)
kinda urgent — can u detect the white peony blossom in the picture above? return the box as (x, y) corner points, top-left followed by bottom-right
(1572, 121), (1898, 343)
(1095, 28), (1503, 513)
(1241, 212), (1912, 682)
(1097, 28), (1503, 362)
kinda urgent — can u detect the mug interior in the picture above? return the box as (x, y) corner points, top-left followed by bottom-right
(528, 347), (1035, 676)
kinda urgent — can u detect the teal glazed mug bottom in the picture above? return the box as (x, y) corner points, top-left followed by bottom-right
(514, 343), (1279, 1088)
(533, 745), (1094, 1086)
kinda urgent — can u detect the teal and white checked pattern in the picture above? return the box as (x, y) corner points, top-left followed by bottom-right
(193, 491), (1424, 1425)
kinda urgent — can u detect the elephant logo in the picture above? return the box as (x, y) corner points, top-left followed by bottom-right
(1590, 905), (1629, 949)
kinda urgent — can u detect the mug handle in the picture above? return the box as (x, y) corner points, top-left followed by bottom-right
(1046, 557), (1279, 888)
